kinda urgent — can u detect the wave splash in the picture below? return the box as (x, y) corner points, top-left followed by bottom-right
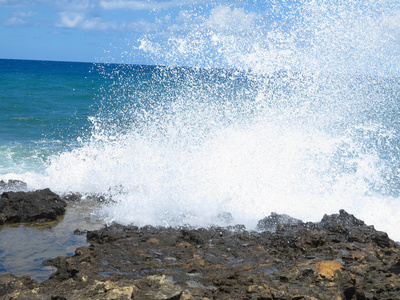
(10, 1), (400, 239)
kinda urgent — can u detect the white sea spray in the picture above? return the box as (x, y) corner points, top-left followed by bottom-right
(6, 0), (400, 240)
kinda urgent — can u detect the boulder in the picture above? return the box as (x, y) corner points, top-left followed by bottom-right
(0, 188), (66, 224)
(256, 212), (303, 232)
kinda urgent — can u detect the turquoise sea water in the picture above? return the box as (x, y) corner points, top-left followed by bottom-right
(0, 59), (100, 173)
(1, 58), (400, 240)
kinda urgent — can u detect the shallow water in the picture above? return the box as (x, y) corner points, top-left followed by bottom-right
(0, 200), (104, 282)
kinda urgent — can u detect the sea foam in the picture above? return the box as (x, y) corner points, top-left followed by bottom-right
(6, 0), (400, 240)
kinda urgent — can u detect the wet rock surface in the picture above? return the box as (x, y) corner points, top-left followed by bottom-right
(0, 188), (66, 225)
(1, 209), (399, 299)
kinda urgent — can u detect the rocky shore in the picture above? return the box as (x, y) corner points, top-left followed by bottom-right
(0, 184), (399, 299)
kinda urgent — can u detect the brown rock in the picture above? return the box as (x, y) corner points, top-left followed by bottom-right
(316, 260), (342, 279)
(1, 209), (400, 299)
(132, 275), (182, 299)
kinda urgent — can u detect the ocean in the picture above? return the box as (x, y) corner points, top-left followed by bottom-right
(1, 58), (400, 239)
(1, 0), (400, 281)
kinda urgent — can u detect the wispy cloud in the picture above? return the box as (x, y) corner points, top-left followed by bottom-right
(56, 10), (156, 32)
(4, 10), (37, 25)
(53, 0), (210, 32)
(0, 0), (210, 32)
(57, 12), (85, 28)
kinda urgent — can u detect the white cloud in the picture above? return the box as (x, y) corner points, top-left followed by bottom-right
(0, 0), (209, 33)
(4, 10), (37, 25)
(57, 11), (84, 28)
(56, 10), (156, 31)
(4, 16), (26, 25)
(56, 11), (117, 30)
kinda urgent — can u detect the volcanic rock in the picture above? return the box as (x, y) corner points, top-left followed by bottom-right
(0, 273), (40, 300)
(256, 211), (303, 232)
(1, 209), (400, 299)
(0, 188), (66, 225)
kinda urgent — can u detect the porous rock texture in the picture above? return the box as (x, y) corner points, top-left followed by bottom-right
(0, 188), (66, 224)
(1, 209), (400, 299)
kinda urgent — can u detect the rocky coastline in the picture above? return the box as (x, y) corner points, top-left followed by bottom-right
(0, 182), (399, 299)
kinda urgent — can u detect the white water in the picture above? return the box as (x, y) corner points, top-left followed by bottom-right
(5, 0), (400, 240)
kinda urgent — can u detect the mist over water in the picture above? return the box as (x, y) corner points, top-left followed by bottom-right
(7, 1), (400, 239)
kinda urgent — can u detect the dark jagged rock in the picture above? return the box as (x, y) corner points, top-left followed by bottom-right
(0, 273), (40, 299)
(0, 188), (66, 225)
(1, 209), (400, 299)
(256, 212), (303, 232)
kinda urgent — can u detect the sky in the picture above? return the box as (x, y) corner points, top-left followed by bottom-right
(0, 0), (399, 73)
(0, 0), (258, 65)
(0, 0), (199, 63)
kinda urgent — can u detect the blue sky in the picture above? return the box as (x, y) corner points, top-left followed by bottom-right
(0, 0), (399, 74)
(0, 0), (198, 63)
(0, 0), (262, 64)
